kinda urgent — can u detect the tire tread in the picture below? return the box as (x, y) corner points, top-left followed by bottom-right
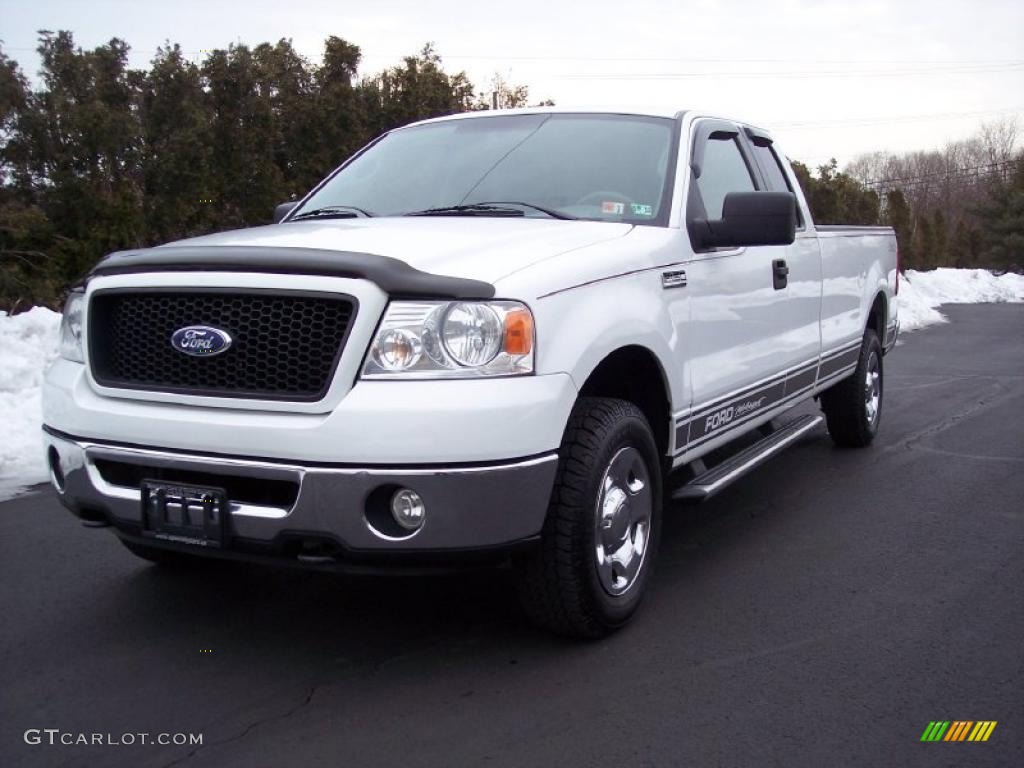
(821, 329), (882, 448)
(516, 397), (658, 638)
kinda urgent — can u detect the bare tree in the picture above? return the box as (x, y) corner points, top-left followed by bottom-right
(845, 119), (1021, 219)
(977, 117), (1020, 172)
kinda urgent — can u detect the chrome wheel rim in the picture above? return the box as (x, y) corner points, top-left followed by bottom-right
(594, 446), (652, 597)
(864, 352), (881, 427)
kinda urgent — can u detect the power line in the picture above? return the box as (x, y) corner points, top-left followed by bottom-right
(362, 52), (1024, 65)
(860, 161), (1016, 186)
(773, 107), (1024, 130)
(860, 162), (1017, 189)
(550, 63), (1024, 81)
(777, 108), (1023, 127)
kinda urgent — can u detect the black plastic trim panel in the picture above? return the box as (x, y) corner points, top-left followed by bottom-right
(89, 245), (496, 299)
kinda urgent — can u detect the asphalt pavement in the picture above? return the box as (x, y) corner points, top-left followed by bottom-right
(1, 304), (1022, 768)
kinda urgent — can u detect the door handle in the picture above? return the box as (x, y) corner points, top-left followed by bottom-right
(772, 259), (789, 290)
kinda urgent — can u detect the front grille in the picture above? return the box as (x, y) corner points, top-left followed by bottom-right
(88, 289), (356, 400)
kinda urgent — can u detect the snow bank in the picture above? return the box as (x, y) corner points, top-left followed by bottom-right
(897, 268), (1024, 332)
(0, 307), (62, 501)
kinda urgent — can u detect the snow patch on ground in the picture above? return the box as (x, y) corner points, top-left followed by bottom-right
(0, 307), (62, 501)
(897, 269), (1024, 332)
(0, 269), (1022, 502)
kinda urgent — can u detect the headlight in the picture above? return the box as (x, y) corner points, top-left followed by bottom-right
(59, 291), (85, 363)
(362, 301), (534, 379)
(443, 303), (502, 366)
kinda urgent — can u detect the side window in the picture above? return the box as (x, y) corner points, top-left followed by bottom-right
(750, 140), (804, 228)
(695, 136), (755, 218)
(751, 142), (790, 192)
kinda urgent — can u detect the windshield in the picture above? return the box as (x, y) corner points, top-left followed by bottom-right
(293, 113), (677, 224)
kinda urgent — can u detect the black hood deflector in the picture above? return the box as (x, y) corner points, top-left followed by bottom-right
(88, 245), (496, 299)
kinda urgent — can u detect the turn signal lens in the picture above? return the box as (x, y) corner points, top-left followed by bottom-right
(503, 308), (534, 356)
(375, 328), (423, 371)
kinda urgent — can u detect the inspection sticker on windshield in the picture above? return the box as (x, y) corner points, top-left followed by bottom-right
(601, 201), (625, 214)
(631, 203), (654, 216)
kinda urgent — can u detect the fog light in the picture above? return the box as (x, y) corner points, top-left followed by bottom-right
(391, 489), (425, 531)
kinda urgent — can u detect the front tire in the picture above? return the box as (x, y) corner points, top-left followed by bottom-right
(515, 397), (662, 638)
(820, 329), (883, 448)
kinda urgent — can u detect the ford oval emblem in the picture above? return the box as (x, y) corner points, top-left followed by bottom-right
(170, 326), (233, 357)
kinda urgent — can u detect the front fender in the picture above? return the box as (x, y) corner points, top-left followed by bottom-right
(532, 271), (685, 412)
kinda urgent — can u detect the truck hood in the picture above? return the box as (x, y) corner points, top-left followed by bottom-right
(164, 217), (633, 285)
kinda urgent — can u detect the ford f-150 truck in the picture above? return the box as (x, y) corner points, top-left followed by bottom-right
(43, 108), (898, 637)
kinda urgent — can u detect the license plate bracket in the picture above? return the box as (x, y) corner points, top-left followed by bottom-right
(140, 480), (228, 548)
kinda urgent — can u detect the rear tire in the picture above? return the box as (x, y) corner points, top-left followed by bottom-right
(820, 329), (883, 448)
(515, 397), (662, 638)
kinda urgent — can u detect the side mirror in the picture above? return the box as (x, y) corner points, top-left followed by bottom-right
(697, 191), (796, 249)
(273, 201), (298, 223)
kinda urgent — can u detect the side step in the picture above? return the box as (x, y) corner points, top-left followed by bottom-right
(672, 414), (823, 503)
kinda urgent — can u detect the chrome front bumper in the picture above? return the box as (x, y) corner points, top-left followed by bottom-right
(43, 429), (558, 557)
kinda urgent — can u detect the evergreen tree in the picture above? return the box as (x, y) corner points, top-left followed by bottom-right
(202, 44), (285, 228)
(0, 46), (57, 309)
(884, 189), (914, 269)
(1, 33), (537, 310)
(931, 209), (948, 267)
(914, 214), (936, 269)
(139, 44), (215, 242)
(0, 48), (29, 188)
(950, 219), (982, 268)
(790, 159), (880, 226)
(975, 156), (1024, 272)
(252, 39), (321, 195)
(313, 37), (366, 185)
(13, 32), (145, 282)
(364, 44), (475, 135)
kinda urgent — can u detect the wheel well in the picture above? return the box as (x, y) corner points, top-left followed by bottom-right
(578, 346), (672, 457)
(867, 293), (887, 340)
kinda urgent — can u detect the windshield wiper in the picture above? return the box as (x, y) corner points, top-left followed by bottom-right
(290, 205), (375, 220)
(405, 202), (576, 220)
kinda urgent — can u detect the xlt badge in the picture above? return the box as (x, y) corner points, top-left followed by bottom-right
(662, 270), (687, 289)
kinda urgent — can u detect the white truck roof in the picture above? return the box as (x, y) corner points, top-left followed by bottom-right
(403, 106), (774, 143)
(403, 105), (686, 129)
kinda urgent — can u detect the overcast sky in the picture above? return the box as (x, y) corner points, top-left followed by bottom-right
(2, 0), (1021, 168)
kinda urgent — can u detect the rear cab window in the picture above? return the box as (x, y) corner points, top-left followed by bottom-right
(747, 133), (805, 229)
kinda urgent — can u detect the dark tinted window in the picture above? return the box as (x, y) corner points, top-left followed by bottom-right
(751, 142), (791, 192)
(750, 141), (803, 226)
(695, 136), (755, 218)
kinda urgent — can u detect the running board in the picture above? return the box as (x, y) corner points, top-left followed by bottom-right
(672, 414), (823, 503)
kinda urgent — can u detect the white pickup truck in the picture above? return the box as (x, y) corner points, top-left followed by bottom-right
(43, 108), (898, 637)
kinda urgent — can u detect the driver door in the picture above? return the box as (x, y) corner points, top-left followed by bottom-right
(677, 119), (818, 453)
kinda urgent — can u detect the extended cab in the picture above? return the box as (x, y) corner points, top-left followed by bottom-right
(43, 108), (899, 637)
